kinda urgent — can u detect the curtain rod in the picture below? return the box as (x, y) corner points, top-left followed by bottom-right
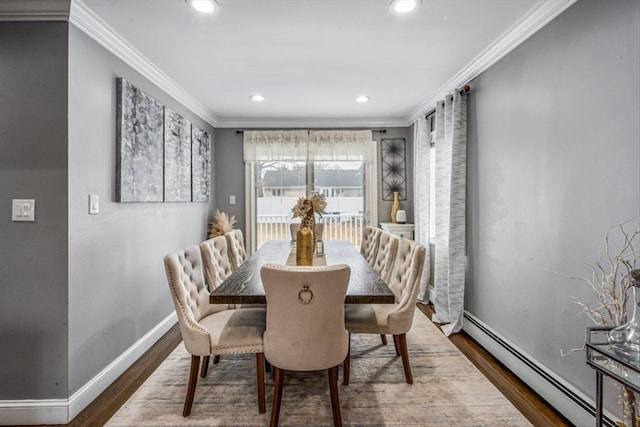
(425, 85), (471, 119)
(235, 129), (387, 134)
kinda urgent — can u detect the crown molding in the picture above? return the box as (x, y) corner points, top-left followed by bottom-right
(407, 0), (579, 124)
(215, 117), (410, 129)
(69, 0), (218, 127)
(0, 0), (70, 21)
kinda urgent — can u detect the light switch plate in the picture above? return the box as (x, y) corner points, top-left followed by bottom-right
(89, 194), (99, 214)
(229, 195), (236, 205)
(12, 199), (35, 222)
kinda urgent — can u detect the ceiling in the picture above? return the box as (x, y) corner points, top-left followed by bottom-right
(74, 0), (571, 127)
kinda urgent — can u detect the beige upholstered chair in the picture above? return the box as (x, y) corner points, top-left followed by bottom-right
(200, 236), (234, 292)
(360, 226), (381, 266)
(225, 229), (248, 271)
(371, 232), (400, 284)
(290, 222), (325, 241)
(344, 239), (426, 385)
(163, 245), (266, 416)
(260, 264), (351, 427)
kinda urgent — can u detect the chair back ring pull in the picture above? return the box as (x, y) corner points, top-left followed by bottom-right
(298, 284), (314, 305)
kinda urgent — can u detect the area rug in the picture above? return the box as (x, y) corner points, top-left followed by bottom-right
(106, 310), (531, 426)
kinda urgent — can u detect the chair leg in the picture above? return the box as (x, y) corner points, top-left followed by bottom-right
(343, 333), (350, 386)
(392, 334), (401, 356)
(200, 355), (210, 378)
(395, 333), (413, 384)
(270, 367), (285, 427)
(265, 359), (272, 372)
(328, 366), (343, 427)
(213, 355), (220, 364)
(183, 355), (200, 416)
(380, 334), (387, 345)
(256, 353), (266, 413)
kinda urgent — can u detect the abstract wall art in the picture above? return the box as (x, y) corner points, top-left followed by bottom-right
(191, 126), (211, 202)
(164, 107), (192, 202)
(381, 138), (407, 201)
(116, 78), (164, 202)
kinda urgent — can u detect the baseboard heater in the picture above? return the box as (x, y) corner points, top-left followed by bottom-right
(463, 310), (616, 427)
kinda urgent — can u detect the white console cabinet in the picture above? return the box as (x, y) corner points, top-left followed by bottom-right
(379, 222), (415, 240)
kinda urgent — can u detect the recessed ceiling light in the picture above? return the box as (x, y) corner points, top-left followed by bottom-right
(356, 95), (370, 103)
(389, 0), (417, 15)
(250, 94), (265, 102)
(186, 0), (219, 14)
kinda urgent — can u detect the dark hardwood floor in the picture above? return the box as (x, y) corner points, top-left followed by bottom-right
(37, 304), (570, 427)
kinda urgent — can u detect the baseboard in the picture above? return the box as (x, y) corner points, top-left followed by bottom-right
(463, 310), (617, 427)
(0, 312), (177, 426)
(0, 399), (68, 425)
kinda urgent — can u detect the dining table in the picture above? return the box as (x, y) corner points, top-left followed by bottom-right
(209, 240), (395, 305)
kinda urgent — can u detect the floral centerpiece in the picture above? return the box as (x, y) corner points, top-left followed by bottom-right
(292, 192), (327, 222)
(291, 193), (326, 265)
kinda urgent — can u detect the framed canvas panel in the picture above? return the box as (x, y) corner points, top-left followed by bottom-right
(381, 138), (407, 201)
(191, 126), (211, 202)
(116, 78), (164, 202)
(164, 107), (192, 202)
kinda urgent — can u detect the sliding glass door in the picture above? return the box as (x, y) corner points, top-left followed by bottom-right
(251, 160), (366, 249)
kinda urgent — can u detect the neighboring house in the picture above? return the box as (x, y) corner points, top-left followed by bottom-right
(262, 169), (364, 199)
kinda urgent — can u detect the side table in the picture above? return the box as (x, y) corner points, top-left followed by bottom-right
(379, 222), (414, 240)
(586, 327), (640, 426)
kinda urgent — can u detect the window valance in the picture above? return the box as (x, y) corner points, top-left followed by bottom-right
(243, 130), (374, 162)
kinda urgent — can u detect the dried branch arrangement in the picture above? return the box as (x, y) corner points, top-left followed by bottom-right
(207, 209), (236, 238)
(569, 223), (640, 327)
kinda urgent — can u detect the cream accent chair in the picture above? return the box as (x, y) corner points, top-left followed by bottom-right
(360, 226), (381, 266)
(290, 222), (325, 241)
(225, 229), (248, 271)
(261, 264), (351, 427)
(199, 236), (235, 369)
(344, 239), (426, 385)
(163, 245), (267, 416)
(371, 232), (400, 285)
(200, 236), (234, 292)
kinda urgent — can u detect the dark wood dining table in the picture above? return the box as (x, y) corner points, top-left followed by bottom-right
(209, 240), (395, 305)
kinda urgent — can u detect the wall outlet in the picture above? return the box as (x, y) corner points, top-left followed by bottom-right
(89, 194), (99, 214)
(12, 199), (35, 222)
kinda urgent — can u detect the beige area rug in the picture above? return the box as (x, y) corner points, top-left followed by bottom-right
(106, 310), (531, 427)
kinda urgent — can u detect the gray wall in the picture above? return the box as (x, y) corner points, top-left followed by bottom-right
(67, 26), (214, 394)
(465, 0), (639, 411)
(214, 127), (414, 241)
(0, 22), (69, 400)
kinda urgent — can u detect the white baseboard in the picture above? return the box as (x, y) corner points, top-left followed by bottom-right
(0, 312), (177, 426)
(463, 310), (616, 427)
(0, 399), (68, 425)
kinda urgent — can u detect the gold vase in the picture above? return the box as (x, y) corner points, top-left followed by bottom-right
(391, 191), (400, 223)
(296, 226), (314, 266)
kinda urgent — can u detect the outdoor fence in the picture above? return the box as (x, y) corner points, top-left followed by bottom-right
(256, 213), (364, 249)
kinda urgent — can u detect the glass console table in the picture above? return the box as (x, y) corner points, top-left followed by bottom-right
(586, 327), (640, 426)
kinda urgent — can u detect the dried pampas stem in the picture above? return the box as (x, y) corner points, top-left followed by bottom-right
(207, 209), (236, 238)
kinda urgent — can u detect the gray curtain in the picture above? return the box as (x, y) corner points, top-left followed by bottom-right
(431, 91), (468, 336)
(413, 116), (431, 303)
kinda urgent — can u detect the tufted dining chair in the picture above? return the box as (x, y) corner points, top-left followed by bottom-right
(199, 236), (235, 369)
(371, 232), (400, 285)
(163, 245), (266, 416)
(200, 236), (234, 293)
(260, 263), (351, 427)
(225, 229), (248, 271)
(344, 239), (426, 385)
(360, 226), (382, 266)
(290, 222), (325, 241)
